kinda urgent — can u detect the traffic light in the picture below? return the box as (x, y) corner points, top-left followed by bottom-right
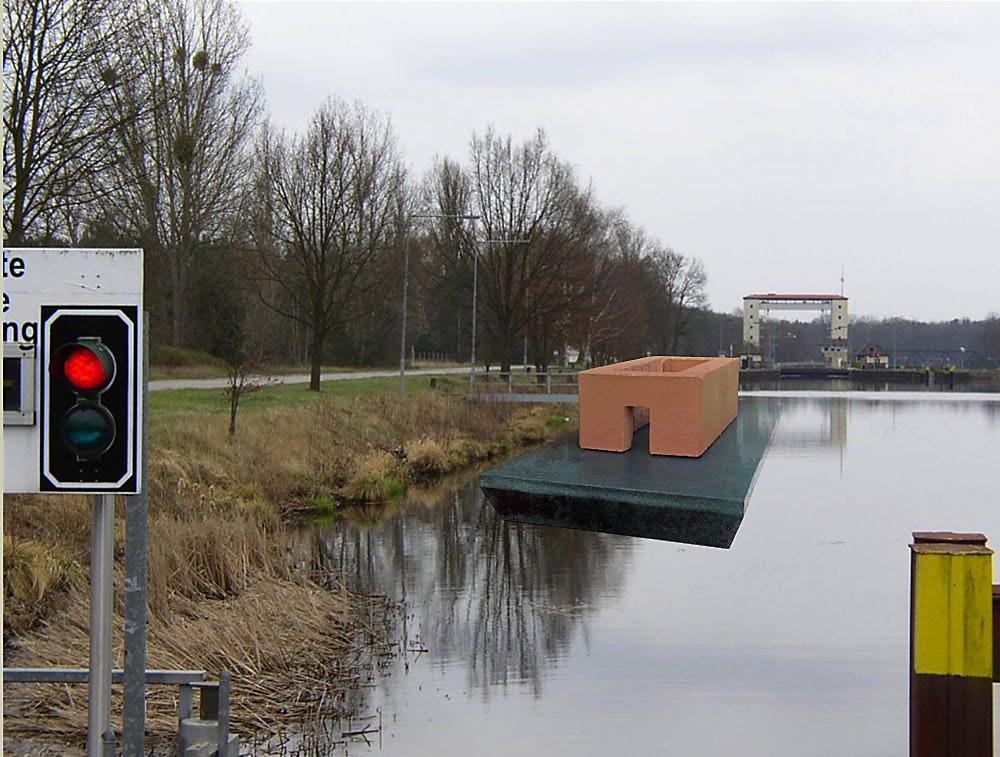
(40, 306), (140, 492)
(51, 339), (117, 456)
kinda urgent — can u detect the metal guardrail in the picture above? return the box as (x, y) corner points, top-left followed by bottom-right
(472, 370), (581, 395)
(4, 667), (235, 755)
(4, 668), (208, 685)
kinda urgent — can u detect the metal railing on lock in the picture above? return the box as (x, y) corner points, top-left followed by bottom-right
(3, 667), (236, 756)
(471, 370), (581, 396)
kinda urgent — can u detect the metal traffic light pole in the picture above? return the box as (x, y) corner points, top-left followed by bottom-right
(88, 493), (115, 756)
(122, 314), (149, 755)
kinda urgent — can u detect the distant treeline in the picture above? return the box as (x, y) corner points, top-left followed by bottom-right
(734, 313), (1000, 369)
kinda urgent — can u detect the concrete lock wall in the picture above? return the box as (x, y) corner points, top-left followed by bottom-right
(743, 299), (761, 350)
(831, 300), (848, 341)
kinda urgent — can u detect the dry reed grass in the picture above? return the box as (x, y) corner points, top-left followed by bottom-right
(3, 536), (81, 634)
(145, 393), (523, 512)
(4, 572), (396, 749)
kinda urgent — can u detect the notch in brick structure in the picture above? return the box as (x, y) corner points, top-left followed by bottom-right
(578, 356), (739, 457)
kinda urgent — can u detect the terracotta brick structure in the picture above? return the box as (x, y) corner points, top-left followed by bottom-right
(578, 356), (739, 457)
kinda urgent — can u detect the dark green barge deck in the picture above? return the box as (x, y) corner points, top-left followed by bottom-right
(481, 398), (782, 548)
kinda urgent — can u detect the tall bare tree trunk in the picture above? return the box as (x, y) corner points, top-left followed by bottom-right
(500, 329), (514, 373)
(171, 255), (184, 346)
(309, 326), (323, 391)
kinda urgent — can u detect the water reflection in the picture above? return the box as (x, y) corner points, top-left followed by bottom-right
(300, 395), (1000, 756)
(770, 398), (848, 454)
(740, 376), (1000, 393)
(309, 477), (635, 695)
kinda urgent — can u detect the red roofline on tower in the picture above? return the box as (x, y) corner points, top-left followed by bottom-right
(743, 293), (848, 301)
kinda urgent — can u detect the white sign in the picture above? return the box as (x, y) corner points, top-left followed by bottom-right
(3, 248), (144, 493)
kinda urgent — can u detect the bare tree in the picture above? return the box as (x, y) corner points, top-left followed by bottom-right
(578, 214), (639, 366)
(522, 181), (610, 372)
(427, 127), (606, 372)
(222, 342), (273, 437)
(469, 128), (570, 371)
(649, 249), (708, 353)
(251, 99), (406, 391)
(92, 0), (261, 346)
(424, 134), (689, 371)
(583, 216), (708, 362)
(3, 0), (138, 243)
(417, 157), (479, 359)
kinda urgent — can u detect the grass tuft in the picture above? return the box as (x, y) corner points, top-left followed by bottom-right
(341, 450), (408, 501)
(305, 494), (339, 515)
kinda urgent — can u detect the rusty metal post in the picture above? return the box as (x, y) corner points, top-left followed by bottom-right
(909, 531), (993, 757)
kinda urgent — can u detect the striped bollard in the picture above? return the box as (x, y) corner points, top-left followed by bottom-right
(909, 531), (994, 757)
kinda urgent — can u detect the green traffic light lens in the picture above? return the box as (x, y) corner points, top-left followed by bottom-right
(61, 403), (116, 457)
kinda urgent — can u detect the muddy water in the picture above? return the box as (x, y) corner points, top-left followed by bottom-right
(307, 394), (1000, 756)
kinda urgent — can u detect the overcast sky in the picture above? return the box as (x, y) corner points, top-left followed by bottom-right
(238, 1), (999, 321)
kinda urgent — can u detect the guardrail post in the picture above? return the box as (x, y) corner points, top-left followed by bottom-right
(909, 531), (993, 757)
(177, 684), (193, 757)
(217, 669), (231, 756)
(546, 373), (551, 394)
(508, 371), (513, 394)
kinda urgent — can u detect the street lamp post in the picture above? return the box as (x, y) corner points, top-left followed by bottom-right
(399, 213), (479, 391)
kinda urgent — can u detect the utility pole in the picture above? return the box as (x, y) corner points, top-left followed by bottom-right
(399, 234), (410, 392)
(891, 319), (896, 370)
(470, 249), (478, 390)
(400, 213), (480, 392)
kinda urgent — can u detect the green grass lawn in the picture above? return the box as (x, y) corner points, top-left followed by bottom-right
(150, 373), (464, 416)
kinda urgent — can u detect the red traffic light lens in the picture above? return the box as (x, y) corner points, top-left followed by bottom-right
(63, 346), (111, 391)
(52, 340), (116, 393)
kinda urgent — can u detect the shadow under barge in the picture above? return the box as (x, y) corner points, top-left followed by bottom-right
(481, 398), (781, 548)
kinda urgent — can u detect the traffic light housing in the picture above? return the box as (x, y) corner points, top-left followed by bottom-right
(40, 306), (140, 492)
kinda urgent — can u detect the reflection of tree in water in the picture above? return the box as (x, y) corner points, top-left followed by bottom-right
(310, 476), (634, 696)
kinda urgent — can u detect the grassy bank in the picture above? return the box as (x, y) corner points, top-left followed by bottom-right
(3, 386), (576, 750)
(150, 373), (466, 415)
(148, 346), (467, 381)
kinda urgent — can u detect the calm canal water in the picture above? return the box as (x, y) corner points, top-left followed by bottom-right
(309, 391), (1000, 756)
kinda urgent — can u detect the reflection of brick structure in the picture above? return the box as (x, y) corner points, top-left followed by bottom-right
(578, 356), (739, 457)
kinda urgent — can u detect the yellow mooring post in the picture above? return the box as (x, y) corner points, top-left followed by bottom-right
(909, 532), (994, 757)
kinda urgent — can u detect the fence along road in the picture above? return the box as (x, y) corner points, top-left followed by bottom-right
(149, 365), (526, 392)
